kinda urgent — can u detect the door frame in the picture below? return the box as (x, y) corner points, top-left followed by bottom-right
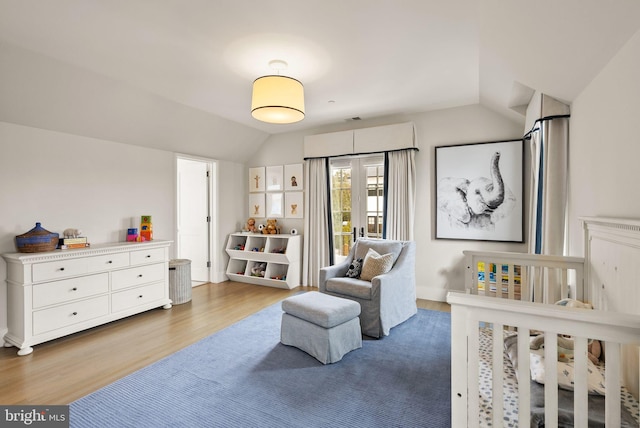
(174, 154), (218, 284)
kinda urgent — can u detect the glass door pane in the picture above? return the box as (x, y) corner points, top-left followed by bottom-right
(330, 162), (352, 262)
(365, 163), (384, 239)
(330, 155), (384, 263)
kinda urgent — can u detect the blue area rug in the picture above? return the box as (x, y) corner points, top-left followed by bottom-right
(71, 299), (451, 428)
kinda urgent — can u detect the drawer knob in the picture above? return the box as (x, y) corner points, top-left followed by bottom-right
(146, 255), (151, 258)
(107, 260), (113, 264)
(138, 295), (143, 298)
(72, 312), (78, 316)
(59, 267), (65, 271)
(72, 287), (78, 291)
(138, 274), (143, 278)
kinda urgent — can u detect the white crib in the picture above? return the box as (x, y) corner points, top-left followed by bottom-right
(447, 217), (640, 427)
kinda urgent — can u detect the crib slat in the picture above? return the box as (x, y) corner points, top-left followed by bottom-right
(450, 304), (468, 428)
(521, 265), (529, 301)
(492, 323), (504, 424)
(533, 267), (543, 303)
(560, 269), (568, 300)
(517, 329), (531, 426)
(573, 336), (589, 428)
(543, 268), (551, 304)
(467, 318), (480, 428)
(507, 264), (515, 300)
(605, 342), (622, 427)
(544, 332), (559, 428)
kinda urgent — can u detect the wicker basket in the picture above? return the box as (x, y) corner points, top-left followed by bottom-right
(15, 222), (59, 253)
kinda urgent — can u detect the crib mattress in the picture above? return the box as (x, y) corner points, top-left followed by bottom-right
(478, 328), (640, 427)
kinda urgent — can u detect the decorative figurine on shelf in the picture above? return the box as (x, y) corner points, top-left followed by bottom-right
(127, 228), (138, 242)
(63, 228), (83, 238)
(140, 215), (153, 241)
(245, 217), (257, 233)
(262, 218), (279, 235)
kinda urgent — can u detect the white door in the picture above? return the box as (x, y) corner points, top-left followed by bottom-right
(177, 158), (210, 282)
(330, 155), (385, 263)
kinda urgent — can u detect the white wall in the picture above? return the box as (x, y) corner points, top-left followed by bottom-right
(568, 27), (640, 256)
(0, 121), (248, 332)
(252, 105), (525, 300)
(216, 159), (247, 282)
(0, 121), (174, 335)
(0, 42), (268, 164)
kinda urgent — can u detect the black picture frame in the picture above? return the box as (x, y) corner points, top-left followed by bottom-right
(435, 139), (524, 242)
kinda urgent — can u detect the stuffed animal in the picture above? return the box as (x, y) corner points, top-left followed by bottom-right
(251, 262), (266, 277)
(245, 217), (257, 233)
(530, 299), (601, 363)
(555, 298), (593, 309)
(529, 334), (602, 364)
(262, 218), (279, 235)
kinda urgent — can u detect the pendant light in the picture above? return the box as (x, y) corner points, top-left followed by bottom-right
(251, 60), (305, 124)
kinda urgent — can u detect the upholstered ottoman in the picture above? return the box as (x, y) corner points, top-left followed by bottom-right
(281, 292), (362, 364)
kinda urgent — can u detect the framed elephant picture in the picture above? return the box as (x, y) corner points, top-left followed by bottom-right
(435, 139), (524, 242)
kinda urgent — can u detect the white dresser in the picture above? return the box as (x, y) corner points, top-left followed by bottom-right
(2, 240), (173, 355)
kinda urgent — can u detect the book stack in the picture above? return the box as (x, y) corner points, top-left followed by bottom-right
(59, 237), (90, 250)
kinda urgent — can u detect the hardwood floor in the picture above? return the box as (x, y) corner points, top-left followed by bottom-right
(0, 282), (449, 405)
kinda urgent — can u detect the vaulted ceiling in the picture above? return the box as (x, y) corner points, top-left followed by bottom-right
(1, 0), (639, 136)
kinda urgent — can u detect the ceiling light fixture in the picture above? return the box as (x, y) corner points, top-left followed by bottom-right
(251, 60), (305, 124)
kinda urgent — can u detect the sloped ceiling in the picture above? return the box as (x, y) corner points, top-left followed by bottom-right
(1, 0), (639, 159)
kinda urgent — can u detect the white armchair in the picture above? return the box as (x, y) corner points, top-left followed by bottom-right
(319, 238), (417, 338)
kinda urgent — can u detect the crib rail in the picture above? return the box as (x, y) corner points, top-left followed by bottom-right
(463, 250), (586, 304)
(447, 292), (640, 428)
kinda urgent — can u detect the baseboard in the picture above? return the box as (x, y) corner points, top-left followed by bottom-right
(416, 286), (448, 302)
(211, 270), (228, 284)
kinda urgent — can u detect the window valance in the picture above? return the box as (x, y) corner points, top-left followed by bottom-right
(303, 122), (416, 159)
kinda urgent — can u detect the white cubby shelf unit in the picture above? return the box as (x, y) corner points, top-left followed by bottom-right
(225, 233), (301, 289)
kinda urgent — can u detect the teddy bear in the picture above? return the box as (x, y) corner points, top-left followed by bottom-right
(245, 217), (257, 233)
(262, 218), (279, 235)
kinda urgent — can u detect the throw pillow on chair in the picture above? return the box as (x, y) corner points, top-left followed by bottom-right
(345, 258), (363, 278)
(360, 248), (394, 281)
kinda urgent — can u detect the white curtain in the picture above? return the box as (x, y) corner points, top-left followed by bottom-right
(385, 149), (417, 241)
(302, 158), (332, 287)
(527, 117), (569, 256)
(527, 117), (569, 302)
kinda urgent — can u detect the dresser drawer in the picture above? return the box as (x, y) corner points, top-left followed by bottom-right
(32, 258), (88, 282)
(33, 295), (109, 335)
(111, 282), (166, 313)
(111, 263), (165, 291)
(130, 248), (165, 265)
(33, 273), (109, 308)
(87, 252), (129, 273)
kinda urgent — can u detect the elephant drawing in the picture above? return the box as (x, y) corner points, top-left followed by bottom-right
(437, 151), (516, 230)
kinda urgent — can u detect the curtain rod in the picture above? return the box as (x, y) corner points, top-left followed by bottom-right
(523, 114), (570, 140)
(303, 146), (418, 161)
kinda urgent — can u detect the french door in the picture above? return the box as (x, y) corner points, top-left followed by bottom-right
(330, 155), (385, 263)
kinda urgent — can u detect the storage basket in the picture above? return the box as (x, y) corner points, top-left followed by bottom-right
(15, 223), (59, 253)
(169, 259), (192, 304)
